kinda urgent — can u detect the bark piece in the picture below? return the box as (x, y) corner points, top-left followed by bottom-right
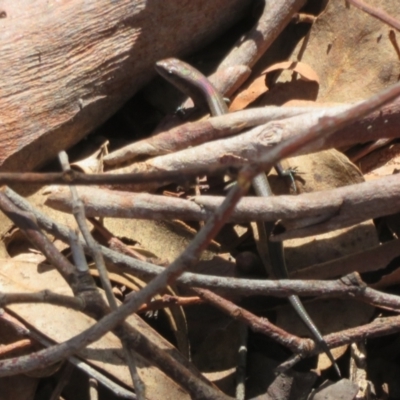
(0, 0), (249, 172)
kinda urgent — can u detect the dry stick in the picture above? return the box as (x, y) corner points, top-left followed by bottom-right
(59, 151), (145, 399)
(46, 173), (400, 241)
(0, 339), (32, 357)
(0, 99), (399, 189)
(69, 228), (90, 272)
(191, 287), (304, 353)
(347, 0), (400, 31)
(7, 187), (400, 308)
(218, 0), (307, 69)
(348, 138), (393, 163)
(0, 291), (84, 311)
(136, 295), (203, 313)
(0, 195), (222, 398)
(103, 105), (323, 166)
(49, 363), (74, 400)
(89, 378), (99, 400)
(0, 169), (204, 187)
(106, 104), (400, 193)
(1, 79), (400, 381)
(0, 188), (368, 297)
(86, 100), (400, 168)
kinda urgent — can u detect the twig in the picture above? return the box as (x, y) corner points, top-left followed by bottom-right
(0, 339), (32, 357)
(348, 138), (394, 162)
(69, 228), (90, 272)
(0, 169), (206, 187)
(192, 287), (304, 353)
(103, 105), (321, 165)
(49, 362), (74, 400)
(105, 101), (400, 166)
(59, 152), (117, 309)
(347, 0), (400, 31)
(58, 151), (146, 400)
(136, 294), (203, 313)
(46, 173), (400, 241)
(0, 98), (397, 190)
(89, 378), (99, 400)
(0, 291), (84, 311)
(219, 0), (307, 69)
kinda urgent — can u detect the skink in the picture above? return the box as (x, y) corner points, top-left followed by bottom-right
(155, 58), (340, 376)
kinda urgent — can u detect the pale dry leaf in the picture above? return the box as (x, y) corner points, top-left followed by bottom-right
(263, 61), (320, 84)
(287, 0), (400, 102)
(104, 218), (218, 264)
(229, 61), (319, 111)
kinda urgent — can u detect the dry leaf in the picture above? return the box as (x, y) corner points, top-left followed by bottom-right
(287, 0), (400, 102)
(229, 61), (319, 111)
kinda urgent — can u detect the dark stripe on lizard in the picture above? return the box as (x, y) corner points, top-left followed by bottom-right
(155, 57), (340, 376)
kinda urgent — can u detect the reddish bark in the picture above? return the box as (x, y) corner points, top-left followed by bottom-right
(0, 0), (249, 171)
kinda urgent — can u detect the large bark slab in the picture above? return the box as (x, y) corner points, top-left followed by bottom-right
(0, 0), (249, 171)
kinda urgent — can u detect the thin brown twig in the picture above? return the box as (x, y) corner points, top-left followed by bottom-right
(0, 291), (84, 311)
(97, 101), (400, 167)
(135, 294), (203, 313)
(191, 287), (305, 353)
(59, 151), (146, 399)
(219, 0), (307, 69)
(49, 363), (74, 400)
(0, 339), (33, 357)
(292, 13), (317, 24)
(347, 0), (400, 31)
(103, 105), (319, 166)
(46, 173), (400, 241)
(0, 101), (397, 190)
